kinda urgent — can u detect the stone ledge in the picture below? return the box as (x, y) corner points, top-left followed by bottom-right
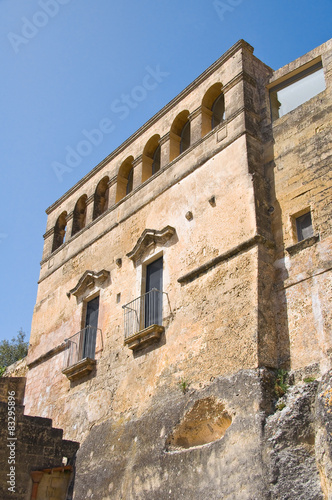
(124, 324), (164, 351)
(62, 358), (96, 381)
(286, 234), (320, 256)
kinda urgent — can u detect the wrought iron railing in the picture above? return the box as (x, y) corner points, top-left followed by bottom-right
(63, 326), (101, 369)
(122, 289), (168, 340)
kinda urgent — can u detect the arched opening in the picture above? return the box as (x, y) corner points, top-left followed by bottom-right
(126, 168), (133, 195)
(52, 211), (67, 252)
(93, 176), (109, 220)
(211, 94), (225, 129)
(170, 110), (190, 161)
(180, 121), (190, 153)
(116, 156), (134, 202)
(72, 195), (87, 236)
(201, 83), (225, 136)
(142, 134), (161, 181)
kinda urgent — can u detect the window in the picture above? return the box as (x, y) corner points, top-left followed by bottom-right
(270, 61), (325, 120)
(201, 83), (224, 136)
(211, 93), (225, 129)
(145, 257), (163, 328)
(123, 255), (166, 351)
(142, 135), (161, 181)
(52, 211), (67, 252)
(152, 146), (161, 175)
(83, 296), (99, 359)
(126, 168), (134, 195)
(116, 156), (134, 202)
(62, 295), (100, 380)
(180, 121), (190, 154)
(72, 195), (87, 236)
(170, 110), (190, 161)
(296, 212), (314, 242)
(93, 177), (109, 220)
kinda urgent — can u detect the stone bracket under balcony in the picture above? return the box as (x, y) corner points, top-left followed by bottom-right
(62, 357), (96, 381)
(124, 324), (165, 351)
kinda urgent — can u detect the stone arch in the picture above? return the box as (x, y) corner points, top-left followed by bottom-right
(52, 211), (67, 252)
(170, 110), (190, 161)
(116, 156), (134, 202)
(72, 194), (87, 236)
(142, 134), (161, 181)
(201, 83), (225, 136)
(93, 176), (109, 220)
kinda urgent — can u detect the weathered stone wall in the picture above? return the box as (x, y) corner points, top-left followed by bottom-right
(22, 38), (332, 499)
(269, 39), (332, 373)
(0, 378), (79, 500)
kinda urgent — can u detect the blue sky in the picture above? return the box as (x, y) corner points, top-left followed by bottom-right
(0, 0), (331, 344)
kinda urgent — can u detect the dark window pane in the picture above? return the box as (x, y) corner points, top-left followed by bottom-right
(126, 168), (133, 195)
(296, 212), (314, 242)
(211, 94), (225, 129)
(83, 296), (99, 359)
(145, 257), (163, 327)
(152, 145), (161, 175)
(180, 121), (190, 153)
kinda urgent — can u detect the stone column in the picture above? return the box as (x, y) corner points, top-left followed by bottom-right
(85, 194), (95, 226)
(132, 155), (143, 190)
(65, 212), (74, 241)
(142, 154), (154, 182)
(159, 133), (170, 168)
(188, 107), (203, 144)
(107, 175), (118, 207)
(201, 105), (213, 137)
(169, 131), (181, 162)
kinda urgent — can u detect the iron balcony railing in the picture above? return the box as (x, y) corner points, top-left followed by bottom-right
(63, 326), (101, 369)
(122, 289), (168, 340)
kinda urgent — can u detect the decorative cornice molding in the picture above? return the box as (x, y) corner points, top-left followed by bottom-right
(67, 269), (110, 298)
(127, 226), (176, 262)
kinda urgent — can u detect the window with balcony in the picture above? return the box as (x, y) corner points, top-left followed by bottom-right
(63, 296), (100, 380)
(123, 257), (166, 351)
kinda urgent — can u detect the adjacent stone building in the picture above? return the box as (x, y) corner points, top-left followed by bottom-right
(22, 38), (332, 499)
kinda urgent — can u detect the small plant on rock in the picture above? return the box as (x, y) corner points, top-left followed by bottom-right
(303, 376), (316, 383)
(179, 379), (189, 394)
(275, 401), (286, 411)
(274, 369), (289, 397)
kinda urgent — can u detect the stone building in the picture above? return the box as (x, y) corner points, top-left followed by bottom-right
(22, 38), (331, 499)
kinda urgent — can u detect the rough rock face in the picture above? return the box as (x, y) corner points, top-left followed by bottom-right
(73, 370), (270, 500)
(264, 372), (332, 500)
(71, 369), (332, 500)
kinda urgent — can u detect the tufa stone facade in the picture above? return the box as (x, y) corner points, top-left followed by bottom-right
(22, 38), (332, 498)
